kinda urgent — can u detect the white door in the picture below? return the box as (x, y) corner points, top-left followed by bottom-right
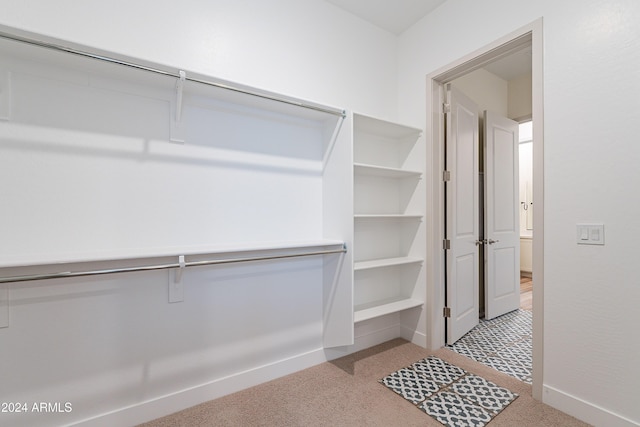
(484, 111), (520, 319)
(445, 85), (480, 344)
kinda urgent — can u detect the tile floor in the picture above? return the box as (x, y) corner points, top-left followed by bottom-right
(380, 356), (518, 427)
(447, 309), (533, 384)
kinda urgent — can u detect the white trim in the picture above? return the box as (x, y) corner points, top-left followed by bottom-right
(69, 348), (328, 427)
(425, 18), (544, 400)
(324, 321), (404, 360)
(353, 324), (403, 350)
(530, 18), (545, 402)
(543, 385), (640, 427)
(401, 324), (427, 347)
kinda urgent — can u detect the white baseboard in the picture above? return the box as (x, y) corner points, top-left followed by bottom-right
(401, 325), (427, 348)
(324, 318), (426, 361)
(324, 322), (402, 360)
(71, 348), (328, 427)
(73, 323), (423, 426)
(543, 385), (639, 427)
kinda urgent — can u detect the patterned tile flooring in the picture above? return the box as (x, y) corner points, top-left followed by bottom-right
(447, 309), (533, 384)
(380, 356), (518, 427)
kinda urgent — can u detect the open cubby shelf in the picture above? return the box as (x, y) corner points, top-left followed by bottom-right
(354, 297), (424, 323)
(352, 113), (425, 324)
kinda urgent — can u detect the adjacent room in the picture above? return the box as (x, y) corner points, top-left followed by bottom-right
(0, 1), (638, 426)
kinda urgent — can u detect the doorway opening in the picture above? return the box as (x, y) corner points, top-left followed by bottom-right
(425, 19), (544, 400)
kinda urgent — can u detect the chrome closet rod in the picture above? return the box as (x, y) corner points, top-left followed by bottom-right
(0, 30), (346, 118)
(0, 245), (347, 284)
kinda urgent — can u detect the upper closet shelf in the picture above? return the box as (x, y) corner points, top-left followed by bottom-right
(0, 25), (345, 123)
(354, 163), (422, 178)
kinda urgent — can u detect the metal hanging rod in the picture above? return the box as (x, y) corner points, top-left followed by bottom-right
(0, 30), (346, 118)
(0, 244), (347, 284)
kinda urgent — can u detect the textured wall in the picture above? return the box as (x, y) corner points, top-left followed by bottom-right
(398, 0), (640, 424)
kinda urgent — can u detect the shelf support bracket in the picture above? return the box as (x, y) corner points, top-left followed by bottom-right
(170, 70), (186, 144)
(0, 70), (11, 121)
(321, 112), (346, 172)
(168, 255), (185, 303)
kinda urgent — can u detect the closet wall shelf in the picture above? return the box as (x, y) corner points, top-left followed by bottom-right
(354, 115), (422, 140)
(0, 241), (347, 284)
(0, 240), (346, 270)
(0, 28), (345, 120)
(354, 163), (422, 178)
(354, 257), (423, 271)
(354, 297), (424, 323)
(354, 214), (423, 220)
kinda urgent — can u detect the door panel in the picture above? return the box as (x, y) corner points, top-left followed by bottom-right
(494, 247), (517, 297)
(484, 111), (520, 320)
(455, 254), (476, 315)
(445, 85), (479, 344)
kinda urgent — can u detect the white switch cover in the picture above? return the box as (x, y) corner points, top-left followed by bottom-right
(577, 224), (604, 245)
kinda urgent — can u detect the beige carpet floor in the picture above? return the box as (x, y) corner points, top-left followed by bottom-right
(139, 339), (590, 427)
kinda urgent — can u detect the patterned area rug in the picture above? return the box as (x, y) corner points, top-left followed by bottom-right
(448, 309), (532, 384)
(380, 356), (518, 427)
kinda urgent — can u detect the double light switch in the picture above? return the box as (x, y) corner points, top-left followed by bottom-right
(576, 224), (604, 245)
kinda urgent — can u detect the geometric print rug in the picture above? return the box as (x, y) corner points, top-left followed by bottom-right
(380, 356), (518, 427)
(447, 309), (532, 384)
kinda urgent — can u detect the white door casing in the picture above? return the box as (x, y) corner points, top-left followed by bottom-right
(427, 21), (542, 399)
(484, 111), (520, 320)
(445, 84), (479, 345)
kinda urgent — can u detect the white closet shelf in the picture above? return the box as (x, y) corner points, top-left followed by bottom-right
(0, 240), (346, 269)
(0, 30), (346, 121)
(354, 114), (422, 139)
(354, 257), (423, 271)
(354, 214), (423, 220)
(354, 163), (422, 179)
(354, 297), (424, 323)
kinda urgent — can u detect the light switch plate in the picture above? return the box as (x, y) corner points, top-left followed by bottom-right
(577, 224), (604, 245)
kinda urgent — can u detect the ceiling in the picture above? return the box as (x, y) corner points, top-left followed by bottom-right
(325, 0), (447, 35)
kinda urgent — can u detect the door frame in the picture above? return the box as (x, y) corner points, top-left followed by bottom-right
(425, 18), (544, 400)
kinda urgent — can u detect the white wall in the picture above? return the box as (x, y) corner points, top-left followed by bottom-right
(398, 0), (640, 425)
(0, 1), (399, 426)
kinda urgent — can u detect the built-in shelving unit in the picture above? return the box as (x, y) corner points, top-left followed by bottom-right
(352, 113), (425, 324)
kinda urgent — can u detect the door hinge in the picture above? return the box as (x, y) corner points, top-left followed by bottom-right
(443, 307), (451, 318)
(443, 170), (451, 182)
(443, 103), (451, 114)
(443, 239), (451, 250)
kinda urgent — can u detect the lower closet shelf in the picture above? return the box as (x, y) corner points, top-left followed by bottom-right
(354, 256), (423, 271)
(354, 297), (424, 323)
